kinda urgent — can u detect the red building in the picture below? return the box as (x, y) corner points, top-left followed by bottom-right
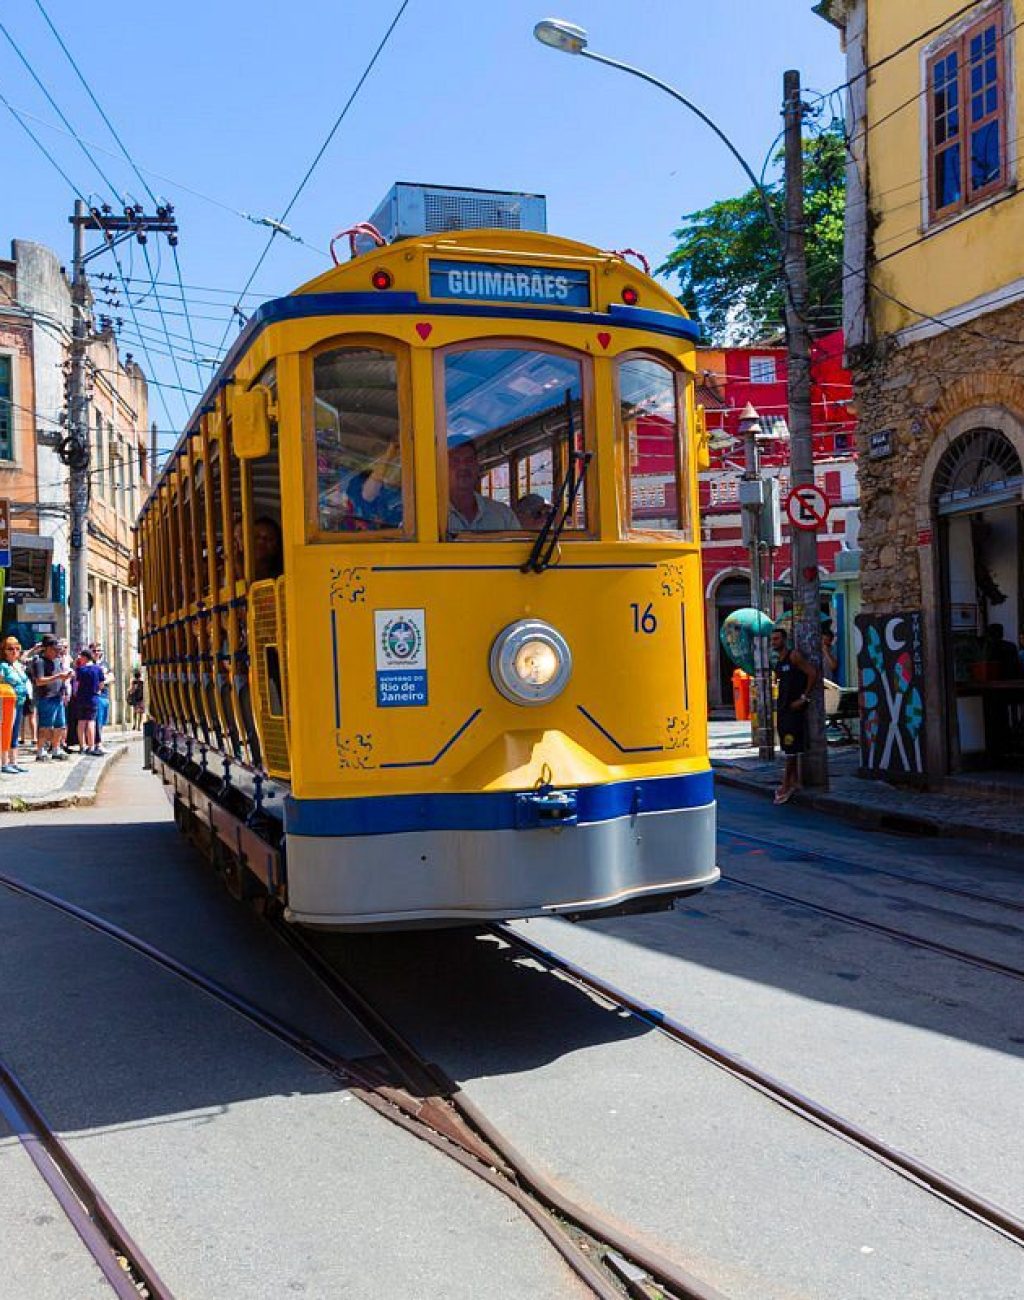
(695, 331), (860, 707)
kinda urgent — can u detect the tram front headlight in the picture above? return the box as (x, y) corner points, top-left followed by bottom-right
(514, 639), (559, 687)
(490, 621), (572, 705)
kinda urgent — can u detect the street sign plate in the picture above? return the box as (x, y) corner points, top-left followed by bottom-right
(0, 497), (10, 568)
(785, 483), (829, 531)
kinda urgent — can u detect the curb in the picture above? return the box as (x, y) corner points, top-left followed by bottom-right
(712, 762), (1024, 850)
(0, 746), (126, 813)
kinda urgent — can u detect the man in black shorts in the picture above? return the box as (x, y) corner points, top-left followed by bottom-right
(770, 625), (818, 805)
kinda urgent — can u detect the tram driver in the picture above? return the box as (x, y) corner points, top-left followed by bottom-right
(447, 441), (519, 534)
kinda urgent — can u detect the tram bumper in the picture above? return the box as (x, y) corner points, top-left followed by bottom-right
(282, 774), (718, 929)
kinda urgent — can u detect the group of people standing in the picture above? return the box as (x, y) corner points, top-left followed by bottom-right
(0, 633), (144, 775)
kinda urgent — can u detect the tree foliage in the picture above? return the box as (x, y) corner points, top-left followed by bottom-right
(658, 127), (845, 343)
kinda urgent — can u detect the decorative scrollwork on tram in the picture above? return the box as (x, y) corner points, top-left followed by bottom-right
(336, 731), (375, 769)
(330, 566), (368, 603)
(665, 715), (690, 750)
(658, 562), (686, 597)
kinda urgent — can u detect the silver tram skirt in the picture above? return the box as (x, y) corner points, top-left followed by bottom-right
(281, 772), (718, 929)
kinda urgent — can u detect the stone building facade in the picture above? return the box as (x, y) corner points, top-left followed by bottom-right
(819, 0), (1024, 783)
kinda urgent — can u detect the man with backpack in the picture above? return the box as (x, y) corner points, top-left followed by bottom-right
(29, 635), (73, 762)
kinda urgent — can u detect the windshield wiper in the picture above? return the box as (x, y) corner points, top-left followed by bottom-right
(522, 393), (592, 573)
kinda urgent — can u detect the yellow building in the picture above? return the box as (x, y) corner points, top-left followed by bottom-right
(818, 0), (1024, 781)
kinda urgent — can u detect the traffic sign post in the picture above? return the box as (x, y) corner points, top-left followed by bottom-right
(0, 497), (11, 569)
(785, 483), (830, 532)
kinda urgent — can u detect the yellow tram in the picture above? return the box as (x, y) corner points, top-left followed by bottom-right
(139, 194), (719, 928)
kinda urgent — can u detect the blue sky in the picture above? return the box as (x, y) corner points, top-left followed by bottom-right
(2, 1), (844, 446)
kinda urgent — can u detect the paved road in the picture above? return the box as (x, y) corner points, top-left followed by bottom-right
(0, 752), (589, 1300)
(3, 760), (1022, 1298)
(317, 785), (1024, 1299)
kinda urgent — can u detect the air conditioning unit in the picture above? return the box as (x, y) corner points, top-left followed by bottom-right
(357, 183), (547, 254)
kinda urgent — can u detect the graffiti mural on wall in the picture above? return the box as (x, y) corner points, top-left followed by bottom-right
(855, 612), (926, 779)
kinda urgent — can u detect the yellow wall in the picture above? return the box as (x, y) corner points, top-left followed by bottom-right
(866, 0), (1024, 334)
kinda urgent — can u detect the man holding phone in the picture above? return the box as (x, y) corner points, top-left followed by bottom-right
(29, 634), (73, 761)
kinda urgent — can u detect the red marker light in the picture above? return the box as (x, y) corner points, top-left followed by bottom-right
(371, 268), (393, 290)
(621, 286), (639, 306)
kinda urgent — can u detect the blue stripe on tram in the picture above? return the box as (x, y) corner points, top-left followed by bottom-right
(284, 769), (714, 838)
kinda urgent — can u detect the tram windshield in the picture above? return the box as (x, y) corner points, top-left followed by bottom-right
(441, 347), (589, 538)
(312, 346), (405, 534)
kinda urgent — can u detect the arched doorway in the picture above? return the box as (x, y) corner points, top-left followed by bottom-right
(934, 427), (1024, 770)
(709, 573), (751, 707)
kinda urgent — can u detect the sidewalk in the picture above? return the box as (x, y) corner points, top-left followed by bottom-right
(710, 719), (1024, 850)
(0, 732), (133, 812)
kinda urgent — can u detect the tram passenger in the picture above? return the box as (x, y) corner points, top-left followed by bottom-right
(447, 441), (519, 534)
(344, 440), (403, 529)
(253, 517), (283, 581)
(515, 493), (550, 531)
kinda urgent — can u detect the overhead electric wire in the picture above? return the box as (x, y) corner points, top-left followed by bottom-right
(0, 89), (180, 433)
(824, 0), (989, 98)
(0, 96), (327, 256)
(171, 245), (205, 389)
(0, 82), (81, 195)
(0, 16), (121, 199)
(140, 241), (189, 397)
(28, 0), (208, 398)
(216, 0), (413, 357)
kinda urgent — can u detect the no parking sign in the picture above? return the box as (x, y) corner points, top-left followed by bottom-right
(785, 483), (830, 531)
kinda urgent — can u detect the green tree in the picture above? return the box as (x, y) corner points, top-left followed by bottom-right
(659, 127), (845, 343)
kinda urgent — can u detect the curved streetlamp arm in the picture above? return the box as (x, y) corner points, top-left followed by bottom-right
(580, 47), (784, 249)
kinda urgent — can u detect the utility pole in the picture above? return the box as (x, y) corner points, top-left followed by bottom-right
(783, 68), (828, 788)
(65, 202), (177, 652)
(67, 199), (90, 653)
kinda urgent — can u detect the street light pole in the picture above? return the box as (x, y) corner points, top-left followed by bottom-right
(738, 403), (775, 761)
(533, 19), (826, 786)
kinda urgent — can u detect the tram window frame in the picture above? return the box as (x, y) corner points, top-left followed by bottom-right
(179, 462), (196, 611)
(615, 351), (693, 541)
(207, 434), (226, 595)
(242, 361), (284, 581)
(223, 413), (250, 592)
(166, 474), (183, 614)
(434, 338), (596, 542)
(303, 336), (414, 544)
(193, 447), (211, 602)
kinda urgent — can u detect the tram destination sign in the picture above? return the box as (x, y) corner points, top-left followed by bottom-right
(429, 259), (591, 308)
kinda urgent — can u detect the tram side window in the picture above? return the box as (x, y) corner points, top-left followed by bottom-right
(209, 441), (225, 591)
(618, 355), (690, 537)
(312, 347), (405, 534)
(248, 363), (284, 582)
(194, 457), (210, 599)
(442, 347), (589, 537)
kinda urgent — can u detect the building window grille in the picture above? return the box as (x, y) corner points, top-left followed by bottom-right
(927, 10), (1007, 221)
(749, 356), (777, 385)
(0, 355), (12, 460)
(933, 427), (1022, 514)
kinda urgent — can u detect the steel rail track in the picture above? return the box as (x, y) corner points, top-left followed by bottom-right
(492, 922), (1024, 1250)
(273, 918), (726, 1300)
(721, 875), (1024, 983)
(0, 869), (723, 1300)
(719, 826), (1024, 915)
(0, 1055), (174, 1300)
